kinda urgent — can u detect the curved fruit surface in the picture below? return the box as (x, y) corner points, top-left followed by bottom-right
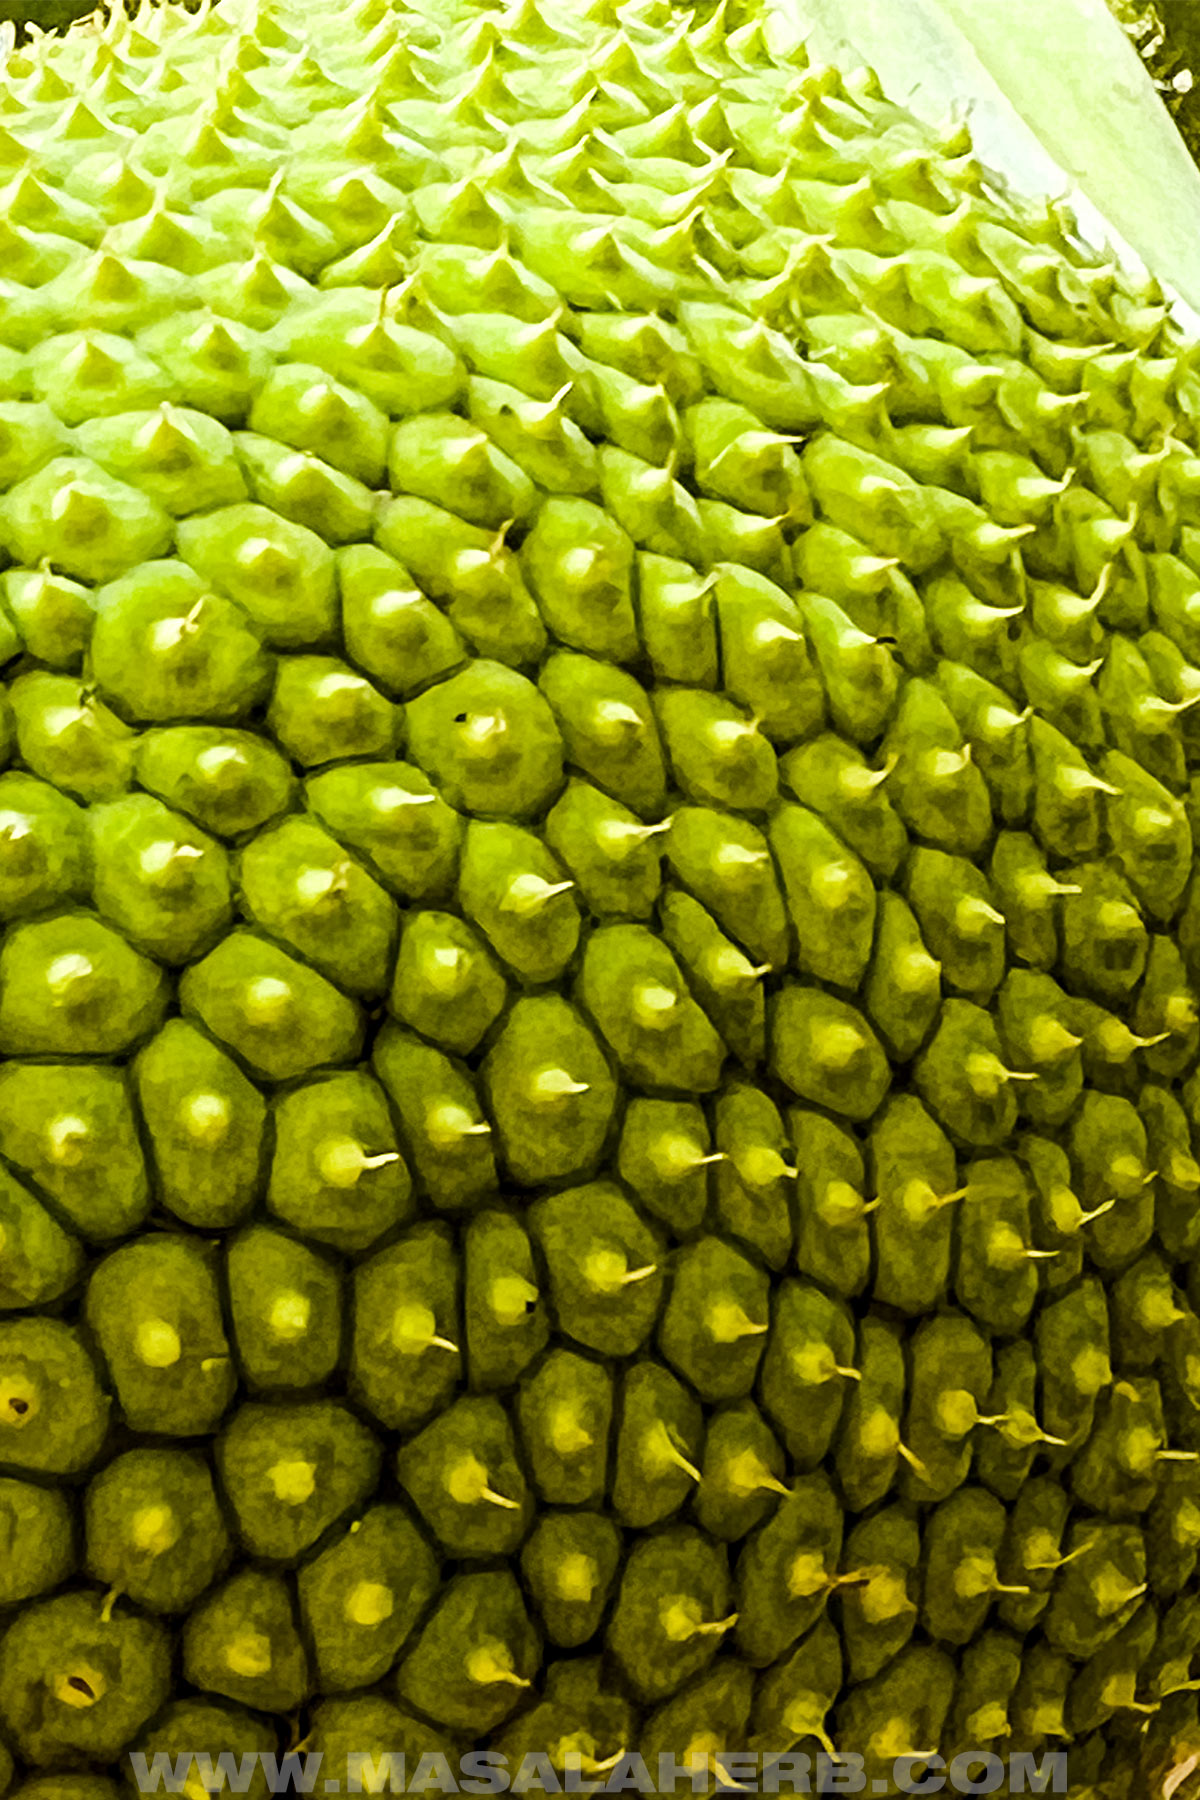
(0, 0), (1195, 1794)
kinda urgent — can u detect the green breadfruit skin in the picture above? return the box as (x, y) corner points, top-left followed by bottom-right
(396, 1570), (539, 1735)
(225, 1223), (343, 1389)
(520, 1508), (623, 1647)
(0, 1592), (171, 1766)
(303, 1696), (461, 1800)
(0, 0), (1197, 1786)
(297, 1504), (439, 1692)
(0, 1317), (110, 1474)
(463, 1208), (549, 1388)
(84, 1447), (232, 1613)
(126, 1701), (278, 1800)
(181, 1567), (310, 1714)
(0, 1478), (74, 1606)
(0, 1165), (84, 1310)
(612, 1358), (704, 1527)
(216, 1399), (381, 1561)
(491, 1656), (633, 1778)
(0, 1063), (151, 1242)
(84, 1236), (235, 1436)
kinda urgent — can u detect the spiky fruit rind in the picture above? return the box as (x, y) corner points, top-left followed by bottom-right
(0, 0), (1197, 1785)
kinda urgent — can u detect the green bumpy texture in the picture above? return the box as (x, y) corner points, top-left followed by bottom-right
(0, 0), (1198, 1795)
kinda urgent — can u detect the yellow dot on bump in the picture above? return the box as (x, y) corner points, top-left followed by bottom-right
(1110, 1154), (1148, 1193)
(786, 1550), (828, 1599)
(295, 864), (340, 907)
(139, 837), (191, 880)
(317, 1136), (367, 1187)
(901, 1178), (939, 1224)
(136, 1318), (182, 1368)
(268, 1459), (316, 1505)
(936, 1389), (978, 1437)
(813, 1021), (864, 1069)
(426, 1103), (486, 1148)
(563, 547), (599, 582)
(454, 548), (492, 581)
(43, 705), (90, 740)
(1098, 900), (1140, 935)
(225, 1632), (273, 1678)
(895, 949), (940, 993)
(316, 672), (369, 702)
(790, 1342), (834, 1385)
(181, 1090), (231, 1145)
(345, 1581), (395, 1627)
(653, 1134), (708, 1180)
(1165, 994), (1198, 1034)
(529, 1066), (588, 1105)
(820, 1179), (863, 1224)
(861, 1570), (911, 1626)
(857, 1407), (900, 1460)
(713, 843), (767, 886)
(465, 1643), (528, 1688)
(490, 1274), (537, 1325)
(370, 783), (431, 817)
(660, 1597), (702, 1642)
(737, 1144), (792, 1187)
(391, 1302), (435, 1354)
(1072, 1346), (1112, 1396)
(868, 1720), (913, 1763)
(706, 1300), (764, 1344)
(631, 981), (678, 1029)
(813, 860), (852, 908)
(547, 1403), (593, 1458)
(1176, 1501), (1200, 1546)
(456, 705), (510, 756)
(268, 1291), (311, 1340)
(555, 1553), (598, 1603)
(46, 952), (93, 999)
(446, 1454), (490, 1505)
(424, 945), (466, 993)
(244, 975), (291, 1025)
(150, 615), (194, 655)
(131, 1504), (179, 1556)
(370, 587), (421, 621)
(584, 1249), (626, 1293)
(197, 744), (247, 781)
(46, 1114), (89, 1165)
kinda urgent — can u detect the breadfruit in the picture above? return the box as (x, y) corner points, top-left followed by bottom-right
(0, 0), (1196, 1795)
